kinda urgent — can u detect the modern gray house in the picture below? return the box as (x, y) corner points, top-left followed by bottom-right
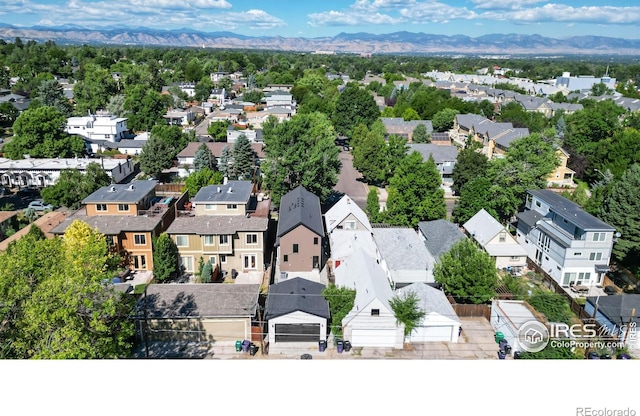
(515, 190), (617, 287)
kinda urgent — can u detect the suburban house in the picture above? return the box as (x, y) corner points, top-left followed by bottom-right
(396, 283), (461, 343)
(515, 190), (617, 287)
(0, 157), (135, 188)
(275, 186), (325, 281)
(491, 299), (544, 355)
(450, 114), (529, 158)
(264, 91), (295, 108)
(226, 126), (262, 143)
(51, 180), (187, 271)
(163, 109), (196, 126)
(417, 219), (466, 261)
(264, 277), (330, 346)
(245, 107), (293, 129)
(372, 226), (436, 288)
(584, 295), (640, 351)
(0, 90), (30, 113)
(339, 248), (405, 349)
(329, 230), (380, 286)
(407, 143), (458, 188)
(381, 117), (433, 142)
(65, 113), (128, 143)
(132, 283), (261, 343)
(176, 142), (265, 178)
(555, 72), (616, 91)
(167, 180), (268, 282)
(546, 147), (575, 188)
(324, 195), (372, 235)
(463, 209), (528, 272)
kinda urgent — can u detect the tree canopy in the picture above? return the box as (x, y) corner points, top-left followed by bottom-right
(331, 84), (379, 137)
(41, 162), (111, 210)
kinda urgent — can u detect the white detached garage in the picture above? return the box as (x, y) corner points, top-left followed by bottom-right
(396, 283), (461, 343)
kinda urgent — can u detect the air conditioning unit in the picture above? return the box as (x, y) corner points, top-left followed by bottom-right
(280, 272), (288, 280)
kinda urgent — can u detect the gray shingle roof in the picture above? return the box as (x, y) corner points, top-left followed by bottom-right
(276, 186), (324, 238)
(407, 143), (458, 164)
(463, 209), (503, 246)
(396, 282), (460, 322)
(417, 220), (466, 259)
(166, 215), (268, 235)
(372, 227), (434, 271)
(192, 180), (252, 205)
(82, 180), (157, 204)
(528, 190), (615, 231)
(264, 277), (330, 320)
(586, 294), (640, 326)
(133, 283), (260, 319)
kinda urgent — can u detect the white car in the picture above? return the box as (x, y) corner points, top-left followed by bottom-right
(27, 200), (54, 211)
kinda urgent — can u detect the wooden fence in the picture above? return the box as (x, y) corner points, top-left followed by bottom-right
(447, 296), (492, 320)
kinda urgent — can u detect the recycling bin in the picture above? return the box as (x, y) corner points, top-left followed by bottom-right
(498, 350), (506, 360)
(249, 344), (259, 356)
(241, 339), (251, 353)
(336, 339), (344, 353)
(343, 340), (352, 352)
(319, 340), (327, 352)
(495, 332), (505, 344)
(235, 340), (243, 352)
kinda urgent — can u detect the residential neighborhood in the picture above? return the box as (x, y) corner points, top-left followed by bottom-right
(1, 38), (640, 364)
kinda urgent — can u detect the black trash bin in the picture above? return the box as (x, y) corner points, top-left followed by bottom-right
(504, 344), (512, 355)
(249, 343), (259, 356)
(336, 339), (344, 353)
(499, 339), (508, 351)
(319, 340), (327, 352)
(343, 340), (352, 352)
(498, 350), (506, 360)
(513, 351), (522, 359)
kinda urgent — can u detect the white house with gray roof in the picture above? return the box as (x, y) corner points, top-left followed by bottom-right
(324, 195), (372, 235)
(396, 283), (461, 343)
(515, 190), (617, 287)
(372, 226), (436, 289)
(463, 209), (527, 272)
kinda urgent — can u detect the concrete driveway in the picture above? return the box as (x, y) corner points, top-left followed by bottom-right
(333, 148), (369, 210)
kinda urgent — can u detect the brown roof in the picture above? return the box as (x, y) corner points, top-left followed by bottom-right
(177, 142), (265, 159)
(0, 211), (18, 224)
(50, 210), (162, 235)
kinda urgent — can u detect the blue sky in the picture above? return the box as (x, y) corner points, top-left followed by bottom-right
(1, 0), (640, 39)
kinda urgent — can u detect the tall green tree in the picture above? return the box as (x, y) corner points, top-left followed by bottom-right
(352, 122), (388, 185)
(219, 145), (232, 178)
(598, 164), (640, 265)
(452, 177), (498, 225)
(123, 85), (167, 132)
(31, 79), (72, 117)
(431, 108), (459, 132)
(262, 112), (340, 205)
(451, 140), (488, 195)
(385, 152), (446, 227)
(4, 106), (85, 159)
(152, 233), (180, 283)
(366, 188), (381, 223)
(139, 134), (174, 178)
(332, 84), (379, 137)
(207, 120), (230, 142)
(411, 123), (430, 143)
(231, 134), (257, 180)
(434, 238), (498, 304)
(73, 63), (118, 114)
(185, 168), (224, 198)
(193, 143), (217, 172)
(389, 291), (426, 337)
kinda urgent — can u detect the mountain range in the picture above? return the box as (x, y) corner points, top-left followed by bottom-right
(1, 24), (640, 56)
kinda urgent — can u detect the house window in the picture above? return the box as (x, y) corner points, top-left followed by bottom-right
(589, 252), (603, 261)
(133, 255), (146, 269)
(313, 256), (320, 269)
(176, 235), (188, 247)
(313, 237), (319, 245)
(499, 232), (506, 243)
(592, 232), (606, 242)
(219, 235), (229, 245)
(246, 234), (258, 245)
(180, 256), (194, 272)
(283, 254), (288, 262)
(574, 252), (582, 256)
(118, 204), (129, 212)
(204, 235), (215, 246)
(96, 204), (107, 211)
(204, 204), (217, 211)
(220, 254), (227, 263)
(134, 234), (146, 245)
(293, 244), (299, 253)
(227, 204), (237, 210)
(510, 256), (520, 261)
(209, 256), (216, 266)
(371, 309), (380, 316)
(535, 201), (541, 207)
(345, 221), (356, 230)
(244, 254), (257, 270)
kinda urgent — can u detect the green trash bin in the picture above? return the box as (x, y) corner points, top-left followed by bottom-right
(235, 340), (242, 352)
(495, 332), (505, 344)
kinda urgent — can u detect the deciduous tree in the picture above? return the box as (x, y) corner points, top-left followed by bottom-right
(332, 84), (379, 137)
(411, 123), (430, 143)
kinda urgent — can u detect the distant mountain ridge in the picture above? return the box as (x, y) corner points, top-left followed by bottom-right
(1, 24), (640, 55)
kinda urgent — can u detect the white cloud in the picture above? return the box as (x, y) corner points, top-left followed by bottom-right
(469, 0), (545, 11)
(400, 2), (477, 23)
(307, 9), (403, 27)
(481, 4), (640, 25)
(126, 0), (232, 9)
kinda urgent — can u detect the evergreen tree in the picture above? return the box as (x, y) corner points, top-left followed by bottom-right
(411, 123), (430, 143)
(231, 134), (257, 180)
(193, 143), (216, 172)
(152, 233), (180, 283)
(200, 260), (213, 283)
(366, 188), (380, 223)
(452, 139), (488, 195)
(219, 145), (231, 179)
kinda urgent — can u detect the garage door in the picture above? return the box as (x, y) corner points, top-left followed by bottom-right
(274, 323), (320, 342)
(351, 329), (397, 348)
(411, 326), (455, 343)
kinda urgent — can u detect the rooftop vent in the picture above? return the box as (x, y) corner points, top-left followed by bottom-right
(108, 185), (116, 192)
(127, 184), (135, 191)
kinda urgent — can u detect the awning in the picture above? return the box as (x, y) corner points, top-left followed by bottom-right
(595, 264), (610, 273)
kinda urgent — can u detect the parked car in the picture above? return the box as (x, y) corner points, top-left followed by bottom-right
(604, 285), (619, 295)
(27, 200), (54, 211)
